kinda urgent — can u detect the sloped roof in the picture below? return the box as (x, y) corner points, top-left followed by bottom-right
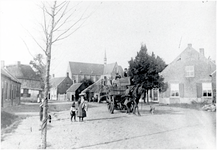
(82, 76), (103, 93)
(162, 44), (216, 75)
(1, 68), (21, 84)
(6, 64), (41, 81)
(117, 65), (124, 76)
(50, 77), (65, 88)
(103, 63), (116, 74)
(69, 61), (104, 75)
(67, 83), (82, 92)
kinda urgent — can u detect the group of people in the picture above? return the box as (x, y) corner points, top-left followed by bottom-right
(70, 93), (88, 122)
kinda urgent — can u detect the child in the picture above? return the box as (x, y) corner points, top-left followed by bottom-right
(70, 102), (77, 122)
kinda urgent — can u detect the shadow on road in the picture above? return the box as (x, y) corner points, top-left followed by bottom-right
(86, 116), (127, 122)
(138, 109), (184, 116)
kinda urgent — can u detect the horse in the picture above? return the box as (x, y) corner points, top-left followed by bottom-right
(128, 84), (145, 116)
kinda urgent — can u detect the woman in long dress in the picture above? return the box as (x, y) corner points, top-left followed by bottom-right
(77, 93), (88, 122)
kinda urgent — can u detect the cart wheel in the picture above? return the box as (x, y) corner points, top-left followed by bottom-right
(130, 102), (134, 113)
(110, 102), (114, 114)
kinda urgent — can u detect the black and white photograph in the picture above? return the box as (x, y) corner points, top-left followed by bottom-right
(0, 0), (216, 149)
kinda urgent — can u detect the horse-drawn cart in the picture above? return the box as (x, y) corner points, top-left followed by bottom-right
(103, 77), (135, 114)
(106, 86), (127, 113)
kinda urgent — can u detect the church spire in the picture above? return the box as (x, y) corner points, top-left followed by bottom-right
(104, 49), (107, 65)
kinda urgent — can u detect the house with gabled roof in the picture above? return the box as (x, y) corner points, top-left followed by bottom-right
(50, 73), (73, 100)
(1, 61), (21, 107)
(6, 61), (42, 102)
(159, 44), (216, 104)
(66, 83), (86, 101)
(210, 70), (216, 103)
(67, 61), (104, 83)
(66, 60), (124, 101)
(103, 62), (124, 78)
(67, 61), (124, 83)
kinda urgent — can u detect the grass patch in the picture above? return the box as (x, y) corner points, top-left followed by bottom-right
(1, 110), (18, 129)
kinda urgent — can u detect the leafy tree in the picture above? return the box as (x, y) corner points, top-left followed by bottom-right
(81, 78), (94, 88)
(29, 54), (46, 90)
(128, 44), (168, 102)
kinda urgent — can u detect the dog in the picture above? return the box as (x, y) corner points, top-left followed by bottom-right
(150, 105), (155, 114)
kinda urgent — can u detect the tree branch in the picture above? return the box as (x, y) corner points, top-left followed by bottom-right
(23, 26), (47, 55)
(20, 37), (35, 59)
(53, 1), (70, 30)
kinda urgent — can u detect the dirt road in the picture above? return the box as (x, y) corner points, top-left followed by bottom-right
(1, 102), (216, 149)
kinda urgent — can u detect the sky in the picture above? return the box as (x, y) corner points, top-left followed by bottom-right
(0, 0), (216, 77)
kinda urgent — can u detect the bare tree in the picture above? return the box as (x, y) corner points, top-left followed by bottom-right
(31, 1), (92, 148)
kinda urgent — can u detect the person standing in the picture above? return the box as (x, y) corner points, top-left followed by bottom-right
(70, 102), (77, 122)
(124, 68), (128, 77)
(77, 93), (88, 122)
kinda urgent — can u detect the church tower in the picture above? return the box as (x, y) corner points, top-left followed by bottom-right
(104, 50), (107, 65)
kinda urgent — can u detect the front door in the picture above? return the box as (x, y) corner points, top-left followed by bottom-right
(152, 88), (159, 102)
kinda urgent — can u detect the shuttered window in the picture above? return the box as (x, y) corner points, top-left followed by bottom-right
(170, 83), (179, 97)
(202, 83), (212, 97)
(197, 83), (202, 98)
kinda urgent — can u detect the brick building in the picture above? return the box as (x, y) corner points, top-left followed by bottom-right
(6, 61), (42, 102)
(49, 73), (73, 100)
(159, 44), (216, 104)
(1, 65), (21, 107)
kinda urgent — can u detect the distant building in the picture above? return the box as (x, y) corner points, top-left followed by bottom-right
(159, 44), (216, 104)
(50, 73), (73, 100)
(80, 62), (124, 102)
(103, 62), (124, 78)
(66, 83), (86, 101)
(1, 62), (21, 107)
(67, 61), (104, 83)
(6, 61), (42, 102)
(67, 61), (124, 84)
(210, 70), (216, 102)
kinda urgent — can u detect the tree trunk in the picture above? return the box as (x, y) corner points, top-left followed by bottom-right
(41, 52), (51, 149)
(41, 2), (55, 148)
(147, 90), (149, 105)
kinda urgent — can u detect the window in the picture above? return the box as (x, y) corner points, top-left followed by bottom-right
(170, 83), (179, 97)
(202, 83), (212, 97)
(185, 66), (194, 77)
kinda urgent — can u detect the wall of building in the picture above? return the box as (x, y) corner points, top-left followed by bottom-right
(57, 77), (73, 94)
(160, 46), (215, 104)
(1, 75), (21, 107)
(50, 88), (57, 100)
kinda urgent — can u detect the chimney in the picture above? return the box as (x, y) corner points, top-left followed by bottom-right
(66, 72), (69, 77)
(17, 61), (21, 66)
(188, 43), (192, 48)
(1, 60), (5, 68)
(199, 48), (204, 56)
